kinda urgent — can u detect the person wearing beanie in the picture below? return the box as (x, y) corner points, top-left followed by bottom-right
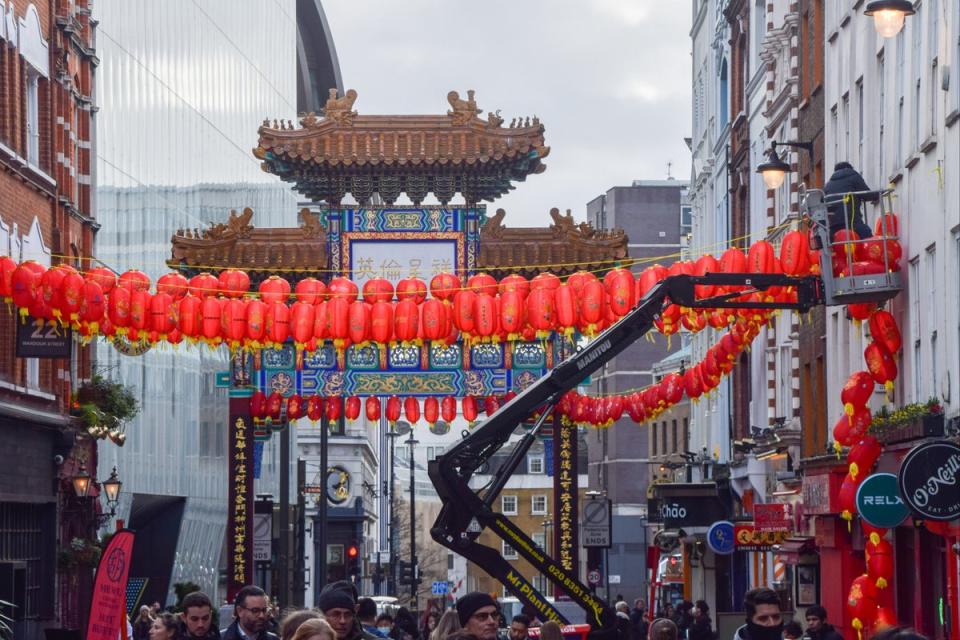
(822, 161), (876, 239)
(455, 593), (499, 640)
(316, 582), (376, 640)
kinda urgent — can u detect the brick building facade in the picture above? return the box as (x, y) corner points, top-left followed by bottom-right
(0, 0), (97, 634)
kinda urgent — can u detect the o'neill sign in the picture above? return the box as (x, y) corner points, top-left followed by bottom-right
(897, 440), (960, 521)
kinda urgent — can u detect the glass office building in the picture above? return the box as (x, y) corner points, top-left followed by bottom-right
(93, 0), (340, 605)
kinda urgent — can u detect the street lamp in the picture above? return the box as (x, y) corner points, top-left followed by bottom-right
(102, 466), (122, 509)
(864, 0), (915, 38)
(71, 464), (92, 498)
(407, 429), (420, 612)
(540, 519), (553, 592)
(756, 140), (814, 190)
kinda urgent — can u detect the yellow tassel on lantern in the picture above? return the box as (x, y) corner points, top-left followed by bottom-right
(844, 402), (855, 416)
(849, 462), (861, 480)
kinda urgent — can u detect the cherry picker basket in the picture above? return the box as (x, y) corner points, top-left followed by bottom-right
(803, 188), (902, 306)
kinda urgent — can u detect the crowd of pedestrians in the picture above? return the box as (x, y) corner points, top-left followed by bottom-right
(127, 582), (930, 640)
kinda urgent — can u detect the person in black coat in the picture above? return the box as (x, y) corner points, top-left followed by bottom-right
(221, 586), (278, 640)
(822, 162), (876, 239)
(801, 605), (843, 640)
(687, 601), (713, 640)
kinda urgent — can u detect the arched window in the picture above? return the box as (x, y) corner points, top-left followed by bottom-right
(719, 59), (729, 128)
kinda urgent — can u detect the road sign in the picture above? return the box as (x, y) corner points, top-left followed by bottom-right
(431, 581), (449, 595)
(581, 498), (612, 547)
(253, 514), (271, 562)
(587, 569), (601, 586)
(706, 521), (736, 555)
(856, 472), (909, 528)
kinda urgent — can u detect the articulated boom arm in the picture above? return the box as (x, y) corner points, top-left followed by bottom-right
(428, 274), (823, 629)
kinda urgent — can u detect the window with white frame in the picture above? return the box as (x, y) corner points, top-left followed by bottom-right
(532, 532), (546, 550)
(926, 245), (937, 397)
(777, 345), (792, 418)
(842, 93), (850, 160)
(528, 454), (544, 474)
(856, 79), (865, 170)
(25, 70), (40, 166)
(909, 257), (921, 401)
(896, 32), (906, 165)
(502, 541), (518, 559)
(912, 7), (923, 149)
(501, 495), (518, 515)
(830, 105), (839, 165)
(531, 495), (548, 515)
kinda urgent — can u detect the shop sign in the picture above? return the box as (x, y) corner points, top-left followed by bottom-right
(801, 473), (839, 515)
(855, 472), (909, 528)
(659, 496), (729, 528)
(15, 315), (71, 358)
(706, 521), (736, 555)
(552, 418), (579, 594)
(754, 503), (791, 532)
(734, 524), (790, 551)
(227, 400), (254, 601)
(897, 440), (960, 521)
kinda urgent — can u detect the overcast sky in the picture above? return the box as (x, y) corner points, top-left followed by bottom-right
(322, 1), (692, 227)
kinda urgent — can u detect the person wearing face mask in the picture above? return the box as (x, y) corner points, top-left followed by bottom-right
(732, 588), (783, 640)
(375, 615), (395, 638)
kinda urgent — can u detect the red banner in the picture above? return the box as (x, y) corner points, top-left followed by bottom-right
(754, 503), (791, 532)
(86, 529), (135, 640)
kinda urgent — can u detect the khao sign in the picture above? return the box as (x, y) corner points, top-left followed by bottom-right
(897, 440), (960, 521)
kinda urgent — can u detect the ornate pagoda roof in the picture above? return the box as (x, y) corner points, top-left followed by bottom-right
(167, 207), (327, 282)
(254, 89), (550, 205)
(478, 208), (628, 278)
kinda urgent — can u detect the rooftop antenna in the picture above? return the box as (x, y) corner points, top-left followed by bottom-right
(667, 161), (673, 180)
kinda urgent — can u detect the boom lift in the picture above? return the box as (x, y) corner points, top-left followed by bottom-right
(428, 190), (899, 632)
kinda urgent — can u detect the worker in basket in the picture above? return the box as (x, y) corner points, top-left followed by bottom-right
(823, 161), (876, 240)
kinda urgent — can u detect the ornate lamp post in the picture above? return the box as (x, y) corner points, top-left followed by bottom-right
(71, 464), (92, 498)
(864, 1), (915, 38)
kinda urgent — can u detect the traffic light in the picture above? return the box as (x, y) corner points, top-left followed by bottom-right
(398, 559), (421, 586)
(347, 541), (360, 578)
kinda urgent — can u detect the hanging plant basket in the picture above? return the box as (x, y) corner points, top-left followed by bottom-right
(70, 375), (139, 445)
(869, 399), (945, 445)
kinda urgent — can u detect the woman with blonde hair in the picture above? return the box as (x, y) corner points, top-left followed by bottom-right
(291, 617), (337, 640)
(430, 609), (462, 640)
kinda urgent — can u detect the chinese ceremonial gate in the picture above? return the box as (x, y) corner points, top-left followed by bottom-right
(168, 90), (628, 602)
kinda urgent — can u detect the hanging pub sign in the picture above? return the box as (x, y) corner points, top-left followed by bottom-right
(15, 315), (71, 358)
(897, 440), (960, 521)
(706, 521), (736, 555)
(855, 472), (909, 528)
(734, 524), (790, 551)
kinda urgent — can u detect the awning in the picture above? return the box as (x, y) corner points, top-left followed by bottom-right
(777, 536), (818, 564)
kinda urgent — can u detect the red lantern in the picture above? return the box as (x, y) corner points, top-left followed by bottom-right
(10, 262), (42, 315)
(841, 371), (875, 413)
(40, 267), (67, 316)
(348, 300), (372, 345)
(636, 264), (668, 300)
(719, 247), (748, 275)
(286, 394), (306, 421)
(864, 341), (898, 391)
(295, 277), (327, 304)
(838, 473), (861, 522)
(779, 231), (811, 276)
(188, 272), (219, 298)
(218, 269), (250, 298)
(404, 397), (420, 424)
(430, 273), (461, 302)
(266, 391), (283, 423)
(874, 607), (897, 630)
(328, 297), (350, 347)
(527, 288), (556, 337)
(79, 281), (106, 331)
(245, 299), (267, 345)
(365, 396), (381, 422)
(579, 280), (605, 333)
(466, 273), (498, 296)
(345, 396), (361, 422)
(441, 396), (457, 423)
(555, 284), (578, 334)
(394, 300), (419, 343)
(867, 551), (895, 589)
(848, 436), (882, 480)
(265, 301), (291, 347)
(118, 269), (150, 292)
(313, 301), (330, 342)
(306, 395), (324, 422)
(848, 302), (877, 321)
(250, 391), (267, 421)
(201, 296), (222, 342)
(58, 271), (85, 322)
(259, 276), (291, 304)
(846, 575), (879, 631)
(484, 395), (499, 417)
(128, 290), (151, 333)
(0, 256), (15, 302)
(326, 396), (343, 422)
(498, 274), (529, 299)
(155, 272), (187, 300)
(221, 298), (247, 347)
(361, 278), (393, 303)
(499, 291), (525, 340)
(328, 277), (359, 302)
(683, 365), (704, 400)
(473, 294), (497, 339)
(692, 254), (720, 298)
(874, 212), (900, 236)
(85, 266), (117, 294)
(859, 238), (903, 268)
(421, 299), (447, 342)
(868, 310), (901, 354)
(661, 373), (684, 407)
(453, 290), (477, 335)
(604, 269), (635, 317)
(462, 397), (478, 424)
(386, 396), (402, 425)
(178, 295), (202, 339)
(290, 301), (316, 347)
(371, 301), (394, 344)
(424, 396), (439, 426)
(747, 240), (778, 274)
(833, 406), (872, 447)
(396, 278), (427, 303)
(150, 292), (177, 336)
